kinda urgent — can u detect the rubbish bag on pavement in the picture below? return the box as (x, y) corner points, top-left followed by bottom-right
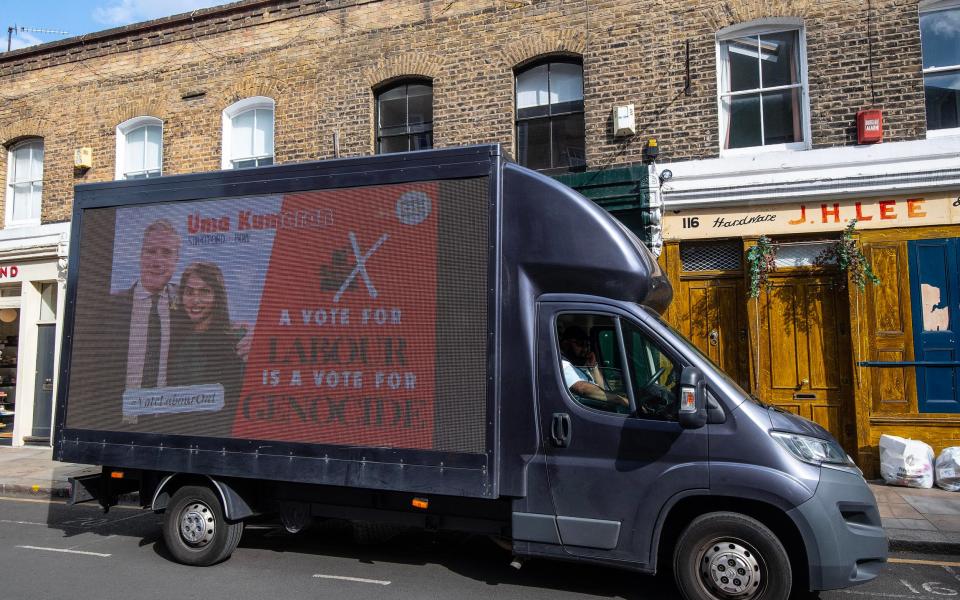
(880, 434), (934, 489)
(936, 447), (960, 492)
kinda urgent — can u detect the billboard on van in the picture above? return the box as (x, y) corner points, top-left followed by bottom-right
(64, 178), (489, 454)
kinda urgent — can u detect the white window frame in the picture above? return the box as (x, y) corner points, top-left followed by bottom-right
(115, 116), (163, 180)
(715, 18), (812, 156)
(920, 0), (960, 138)
(221, 96), (275, 169)
(5, 138), (43, 228)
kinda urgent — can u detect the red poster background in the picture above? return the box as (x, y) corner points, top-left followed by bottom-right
(231, 183), (438, 448)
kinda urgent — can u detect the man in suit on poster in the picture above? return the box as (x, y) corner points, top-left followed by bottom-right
(117, 219), (182, 395)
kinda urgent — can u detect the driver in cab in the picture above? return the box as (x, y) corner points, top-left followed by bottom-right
(559, 326), (630, 409)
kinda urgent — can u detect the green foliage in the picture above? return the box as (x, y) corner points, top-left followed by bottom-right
(815, 219), (881, 290)
(746, 235), (777, 299)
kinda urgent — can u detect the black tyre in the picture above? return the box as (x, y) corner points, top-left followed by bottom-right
(673, 512), (791, 600)
(162, 485), (244, 566)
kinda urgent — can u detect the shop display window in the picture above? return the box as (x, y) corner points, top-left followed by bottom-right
(0, 307), (19, 442)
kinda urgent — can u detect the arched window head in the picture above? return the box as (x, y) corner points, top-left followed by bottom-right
(6, 138), (43, 227)
(116, 116), (163, 180)
(515, 57), (585, 170)
(222, 97), (275, 169)
(375, 80), (433, 154)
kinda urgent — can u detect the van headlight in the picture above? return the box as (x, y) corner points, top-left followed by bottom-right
(770, 431), (853, 467)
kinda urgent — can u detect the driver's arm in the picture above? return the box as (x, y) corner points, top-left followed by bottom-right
(569, 380), (629, 407)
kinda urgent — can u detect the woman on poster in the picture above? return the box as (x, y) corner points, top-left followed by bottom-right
(169, 262), (245, 410)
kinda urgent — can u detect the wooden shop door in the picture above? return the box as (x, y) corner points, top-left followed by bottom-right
(678, 278), (751, 390)
(757, 272), (855, 453)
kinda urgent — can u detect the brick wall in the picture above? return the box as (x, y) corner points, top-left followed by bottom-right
(0, 0), (929, 226)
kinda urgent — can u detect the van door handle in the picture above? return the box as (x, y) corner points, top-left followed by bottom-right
(551, 413), (572, 448)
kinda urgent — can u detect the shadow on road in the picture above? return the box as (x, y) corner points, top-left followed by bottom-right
(43, 504), (681, 598)
(201, 520), (680, 599)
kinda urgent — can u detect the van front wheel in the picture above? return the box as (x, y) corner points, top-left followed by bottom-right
(674, 512), (791, 600)
(162, 485), (244, 566)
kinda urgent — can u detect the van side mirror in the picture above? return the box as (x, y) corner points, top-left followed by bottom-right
(678, 366), (707, 429)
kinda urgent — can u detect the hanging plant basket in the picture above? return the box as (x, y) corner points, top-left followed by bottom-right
(746, 235), (778, 299)
(815, 219), (881, 290)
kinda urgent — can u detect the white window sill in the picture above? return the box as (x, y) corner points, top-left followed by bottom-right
(4, 220), (42, 230)
(927, 127), (960, 139)
(719, 141), (810, 158)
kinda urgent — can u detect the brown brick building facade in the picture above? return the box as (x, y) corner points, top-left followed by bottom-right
(0, 0), (958, 474)
(0, 0), (932, 225)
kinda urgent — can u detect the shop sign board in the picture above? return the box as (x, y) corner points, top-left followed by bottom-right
(0, 265), (19, 280)
(664, 193), (960, 240)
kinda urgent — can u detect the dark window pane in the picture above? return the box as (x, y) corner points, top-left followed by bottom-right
(517, 104), (550, 120)
(921, 7), (960, 70)
(376, 81), (434, 154)
(379, 135), (409, 154)
(762, 88), (801, 144)
(550, 99), (585, 116)
(925, 71), (960, 130)
(379, 94), (407, 129)
(257, 156), (274, 167)
(379, 125), (409, 137)
(378, 85), (407, 101)
(412, 132), (433, 151)
(517, 118), (551, 170)
(726, 94), (762, 149)
(516, 64), (549, 109)
(760, 31), (799, 88)
(550, 62), (583, 103)
(408, 87), (433, 126)
(552, 113), (586, 168)
(725, 36), (761, 92)
(516, 60), (584, 169)
(233, 158), (257, 169)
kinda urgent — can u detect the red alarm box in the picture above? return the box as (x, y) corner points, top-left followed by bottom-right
(857, 109), (883, 144)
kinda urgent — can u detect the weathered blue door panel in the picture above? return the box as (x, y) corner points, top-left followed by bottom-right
(908, 238), (960, 413)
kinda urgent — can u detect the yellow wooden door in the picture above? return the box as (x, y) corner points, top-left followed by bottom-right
(678, 278), (751, 390)
(757, 274), (855, 452)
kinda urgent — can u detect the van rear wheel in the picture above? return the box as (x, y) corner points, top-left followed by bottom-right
(163, 485), (244, 566)
(673, 512), (791, 600)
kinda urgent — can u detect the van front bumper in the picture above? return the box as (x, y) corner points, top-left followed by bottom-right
(787, 466), (888, 591)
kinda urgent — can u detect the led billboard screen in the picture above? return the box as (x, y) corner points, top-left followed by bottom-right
(65, 178), (489, 454)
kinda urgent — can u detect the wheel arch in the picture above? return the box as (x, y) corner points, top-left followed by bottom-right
(653, 494), (813, 593)
(151, 474), (258, 520)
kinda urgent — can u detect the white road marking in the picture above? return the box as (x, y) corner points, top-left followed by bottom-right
(0, 496), (66, 504)
(17, 545), (111, 557)
(836, 590), (932, 599)
(0, 496), (140, 509)
(312, 574), (391, 586)
(0, 519), (46, 526)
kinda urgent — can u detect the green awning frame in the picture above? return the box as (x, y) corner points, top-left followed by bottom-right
(551, 165), (649, 213)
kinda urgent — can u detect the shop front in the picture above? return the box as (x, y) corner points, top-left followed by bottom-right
(660, 192), (960, 475)
(0, 223), (68, 447)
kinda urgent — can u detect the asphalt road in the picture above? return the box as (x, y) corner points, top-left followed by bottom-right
(1, 495), (958, 600)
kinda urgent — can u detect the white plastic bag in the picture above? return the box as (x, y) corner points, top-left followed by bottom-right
(936, 447), (960, 492)
(880, 434), (934, 489)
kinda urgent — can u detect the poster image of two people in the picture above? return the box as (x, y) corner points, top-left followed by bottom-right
(113, 219), (245, 433)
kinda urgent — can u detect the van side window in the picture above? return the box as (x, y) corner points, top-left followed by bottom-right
(621, 320), (679, 422)
(556, 314), (631, 414)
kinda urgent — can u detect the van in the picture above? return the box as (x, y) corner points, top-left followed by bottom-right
(56, 145), (886, 600)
